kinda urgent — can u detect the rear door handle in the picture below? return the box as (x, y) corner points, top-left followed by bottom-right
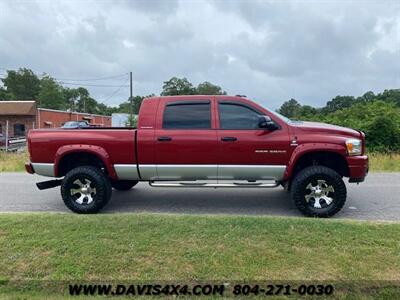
(158, 136), (172, 142)
(221, 137), (237, 142)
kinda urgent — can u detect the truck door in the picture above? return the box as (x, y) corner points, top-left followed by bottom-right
(216, 101), (289, 181)
(154, 98), (218, 180)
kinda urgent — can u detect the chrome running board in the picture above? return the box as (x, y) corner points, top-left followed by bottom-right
(149, 181), (279, 188)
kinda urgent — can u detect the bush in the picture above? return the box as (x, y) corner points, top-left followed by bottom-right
(366, 116), (400, 152)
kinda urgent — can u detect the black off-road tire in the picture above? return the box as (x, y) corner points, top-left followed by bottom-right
(61, 166), (112, 214)
(291, 166), (347, 218)
(111, 180), (138, 191)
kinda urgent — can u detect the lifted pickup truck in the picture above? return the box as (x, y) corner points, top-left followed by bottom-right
(26, 95), (368, 217)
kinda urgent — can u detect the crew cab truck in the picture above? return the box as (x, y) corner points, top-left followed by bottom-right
(26, 95), (368, 217)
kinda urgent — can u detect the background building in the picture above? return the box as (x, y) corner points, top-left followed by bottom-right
(0, 100), (111, 138)
(37, 108), (112, 129)
(0, 101), (36, 138)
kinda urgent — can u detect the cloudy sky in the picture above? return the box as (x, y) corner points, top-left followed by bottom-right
(0, 0), (399, 109)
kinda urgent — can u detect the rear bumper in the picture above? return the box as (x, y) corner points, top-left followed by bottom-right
(347, 155), (369, 183)
(25, 162), (55, 177)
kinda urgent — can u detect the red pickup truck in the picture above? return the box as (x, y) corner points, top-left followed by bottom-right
(26, 95), (368, 217)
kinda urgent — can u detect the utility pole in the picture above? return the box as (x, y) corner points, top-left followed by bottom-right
(129, 71), (133, 127)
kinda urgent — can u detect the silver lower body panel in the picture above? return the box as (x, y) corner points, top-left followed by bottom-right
(30, 162), (286, 183)
(31, 163), (55, 177)
(156, 164), (217, 180)
(138, 165), (157, 180)
(218, 165), (286, 180)
(114, 164), (140, 180)
(116, 164), (286, 181)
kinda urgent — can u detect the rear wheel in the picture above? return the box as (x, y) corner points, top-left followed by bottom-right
(111, 180), (138, 191)
(291, 166), (346, 217)
(61, 166), (112, 214)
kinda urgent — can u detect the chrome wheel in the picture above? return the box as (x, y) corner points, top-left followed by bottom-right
(70, 178), (96, 205)
(305, 179), (335, 209)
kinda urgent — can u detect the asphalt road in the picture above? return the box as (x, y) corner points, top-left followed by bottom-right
(0, 172), (399, 221)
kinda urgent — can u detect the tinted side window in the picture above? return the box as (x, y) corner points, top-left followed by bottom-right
(163, 102), (211, 129)
(219, 103), (261, 129)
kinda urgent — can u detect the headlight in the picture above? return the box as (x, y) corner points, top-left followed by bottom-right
(346, 139), (362, 156)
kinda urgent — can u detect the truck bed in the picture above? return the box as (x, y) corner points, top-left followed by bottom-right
(28, 128), (137, 164)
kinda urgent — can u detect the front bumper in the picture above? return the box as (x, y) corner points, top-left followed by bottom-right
(347, 155), (369, 183)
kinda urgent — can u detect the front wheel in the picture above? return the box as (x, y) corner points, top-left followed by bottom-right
(61, 166), (112, 214)
(291, 166), (347, 218)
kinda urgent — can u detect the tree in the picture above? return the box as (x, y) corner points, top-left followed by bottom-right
(298, 105), (317, 119)
(85, 97), (99, 114)
(161, 77), (195, 96)
(196, 81), (226, 95)
(0, 87), (12, 100)
(116, 94), (154, 115)
(73, 87), (91, 113)
(323, 95), (355, 113)
(125, 114), (137, 127)
(38, 76), (65, 110)
(367, 115), (400, 152)
(132, 96), (144, 114)
(97, 103), (117, 116)
(2, 68), (41, 99)
(359, 91), (375, 103)
(63, 87), (80, 111)
(118, 96), (142, 114)
(117, 101), (131, 114)
(377, 89), (400, 107)
(277, 98), (301, 118)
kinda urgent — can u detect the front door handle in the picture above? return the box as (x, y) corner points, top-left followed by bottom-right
(158, 136), (172, 142)
(221, 137), (237, 142)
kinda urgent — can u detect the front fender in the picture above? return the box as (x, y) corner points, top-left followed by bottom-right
(283, 143), (347, 180)
(54, 144), (117, 179)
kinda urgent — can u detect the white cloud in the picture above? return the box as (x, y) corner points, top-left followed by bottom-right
(0, 0), (398, 109)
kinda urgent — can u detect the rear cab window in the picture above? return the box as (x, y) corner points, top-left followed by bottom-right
(162, 101), (211, 129)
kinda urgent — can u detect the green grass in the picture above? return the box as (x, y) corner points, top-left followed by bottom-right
(0, 213), (399, 298)
(368, 152), (400, 172)
(0, 151), (28, 172)
(1, 151), (399, 173)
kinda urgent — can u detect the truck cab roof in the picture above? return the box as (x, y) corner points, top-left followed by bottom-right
(144, 95), (251, 101)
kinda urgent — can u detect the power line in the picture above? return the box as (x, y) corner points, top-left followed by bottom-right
(99, 78), (130, 104)
(0, 67), (129, 83)
(58, 81), (129, 87)
(55, 73), (128, 82)
(0, 67), (132, 105)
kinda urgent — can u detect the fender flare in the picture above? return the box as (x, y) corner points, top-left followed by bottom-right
(54, 144), (117, 179)
(283, 143), (348, 181)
